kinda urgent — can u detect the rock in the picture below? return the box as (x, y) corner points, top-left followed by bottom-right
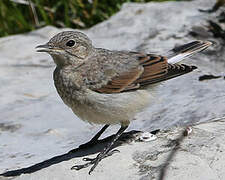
(2, 119), (225, 180)
(0, 0), (225, 179)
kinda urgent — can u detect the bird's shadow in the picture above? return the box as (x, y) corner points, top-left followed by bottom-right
(0, 130), (144, 177)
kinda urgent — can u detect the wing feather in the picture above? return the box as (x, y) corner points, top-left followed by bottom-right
(96, 66), (144, 93)
(94, 53), (196, 93)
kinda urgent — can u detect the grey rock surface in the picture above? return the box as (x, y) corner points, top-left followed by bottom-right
(0, 0), (225, 179)
(3, 119), (225, 180)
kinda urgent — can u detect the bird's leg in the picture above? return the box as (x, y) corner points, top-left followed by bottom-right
(79, 124), (110, 149)
(71, 125), (128, 174)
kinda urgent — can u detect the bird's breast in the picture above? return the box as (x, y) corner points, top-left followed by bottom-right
(53, 68), (155, 125)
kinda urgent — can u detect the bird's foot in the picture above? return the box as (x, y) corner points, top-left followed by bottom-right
(71, 149), (119, 174)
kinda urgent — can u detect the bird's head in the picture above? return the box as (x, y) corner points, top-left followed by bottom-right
(36, 31), (93, 67)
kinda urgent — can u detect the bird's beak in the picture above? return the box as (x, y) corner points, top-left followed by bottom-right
(36, 43), (52, 52)
(36, 44), (63, 54)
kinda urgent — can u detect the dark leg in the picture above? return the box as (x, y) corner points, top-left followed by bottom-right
(71, 125), (128, 174)
(79, 124), (110, 148)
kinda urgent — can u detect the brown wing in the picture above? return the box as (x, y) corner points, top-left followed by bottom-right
(135, 55), (168, 84)
(96, 66), (144, 93)
(96, 54), (167, 93)
(95, 53), (196, 93)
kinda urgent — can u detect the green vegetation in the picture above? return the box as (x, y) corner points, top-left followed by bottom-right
(0, 0), (183, 37)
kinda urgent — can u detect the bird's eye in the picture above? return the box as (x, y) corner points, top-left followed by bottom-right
(66, 40), (75, 47)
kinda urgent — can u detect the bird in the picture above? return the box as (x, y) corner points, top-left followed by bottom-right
(36, 31), (211, 174)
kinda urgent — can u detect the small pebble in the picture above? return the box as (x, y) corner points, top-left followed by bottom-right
(139, 132), (157, 142)
(183, 127), (192, 136)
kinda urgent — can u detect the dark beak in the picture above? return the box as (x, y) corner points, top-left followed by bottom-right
(36, 43), (52, 52)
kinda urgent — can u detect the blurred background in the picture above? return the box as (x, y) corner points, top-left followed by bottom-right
(0, 0), (186, 37)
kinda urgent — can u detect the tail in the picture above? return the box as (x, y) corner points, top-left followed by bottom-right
(167, 40), (212, 64)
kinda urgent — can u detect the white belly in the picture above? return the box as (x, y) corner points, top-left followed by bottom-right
(69, 89), (155, 126)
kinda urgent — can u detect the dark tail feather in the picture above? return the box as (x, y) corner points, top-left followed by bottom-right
(167, 40), (212, 64)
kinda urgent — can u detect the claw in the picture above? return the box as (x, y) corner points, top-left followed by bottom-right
(105, 149), (120, 157)
(71, 149), (121, 173)
(71, 165), (81, 170)
(71, 161), (93, 170)
(111, 149), (120, 153)
(83, 157), (95, 161)
(89, 160), (99, 175)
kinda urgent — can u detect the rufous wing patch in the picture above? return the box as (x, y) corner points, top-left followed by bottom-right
(96, 66), (144, 93)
